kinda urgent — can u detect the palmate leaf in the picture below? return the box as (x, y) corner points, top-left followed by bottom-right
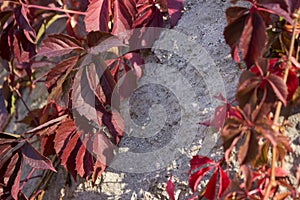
(0, 133), (56, 199)
(188, 156), (230, 200)
(53, 118), (115, 181)
(72, 54), (123, 144)
(107, 52), (144, 99)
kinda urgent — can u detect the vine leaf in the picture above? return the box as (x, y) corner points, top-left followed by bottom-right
(240, 8), (266, 68)
(112, 0), (137, 35)
(46, 56), (78, 92)
(84, 0), (110, 32)
(53, 118), (115, 181)
(37, 34), (84, 58)
(188, 156), (230, 199)
(166, 176), (175, 200)
(21, 142), (56, 171)
(0, 133), (56, 199)
(224, 5), (266, 68)
(133, 0), (163, 28)
(13, 5), (36, 44)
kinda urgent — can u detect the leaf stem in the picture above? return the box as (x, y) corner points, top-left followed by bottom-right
(24, 4), (86, 15)
(265, 10), (300, 200)
(19, 168), (36, 191)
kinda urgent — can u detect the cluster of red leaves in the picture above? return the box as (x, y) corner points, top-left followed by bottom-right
(167, 0), (300, 199)
(0, 0), (184, 199)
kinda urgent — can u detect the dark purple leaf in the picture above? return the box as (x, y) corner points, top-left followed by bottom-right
(266, 74), (288, 106)
(21, 142), (56, 171)
(240, 9), (266, 68)
(224, 12), (248, 63)
(166, 0), (183, 27)
(13, 5), (36, 44)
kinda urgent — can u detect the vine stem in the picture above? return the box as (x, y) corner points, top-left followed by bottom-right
(19, 168), (36, 191)
(2, 1), (86, 15)
(25, 4), (86, 15)
(264, 11), (300, 200)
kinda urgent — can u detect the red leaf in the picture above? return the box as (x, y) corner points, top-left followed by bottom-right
(75, 133), (94, 178)
(84, 0), (110, 32)
(37, 34), (84, 58)
(166, 0), (183, 27)
(54, 119), (76, 155)
(240, 8), (266, 68)
(60, 131), (81, 179)
(189, 166), (213, 192)
(214, 103), (228, 131)
(204, 169), (218, 200)
(21, 142), (56, 172)
(92, 160), (106, 184)
(112, 0), (137, 35)
(267, 167), (289, 177)
(88, 33), (126, 54)
(166, 176), (175, 200)
(72, 65), (99, 124)
(100, 111), (124, 144)
(225, 6), (249, 23)
(286, 70), (298, 100)
(123, 52), (144, 79)
(189, 155), (214, 173)
(40, 134), (56, 157)
(218, 168), (230, 198)
(240, 165), (252, 192)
